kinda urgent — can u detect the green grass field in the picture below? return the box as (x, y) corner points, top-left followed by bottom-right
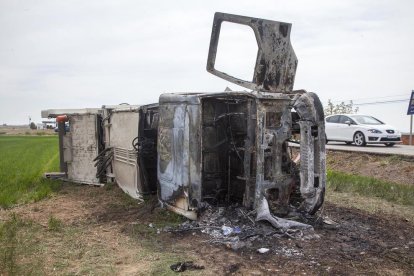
(327, 170), (414, 207)
(0, 136), (60, 208)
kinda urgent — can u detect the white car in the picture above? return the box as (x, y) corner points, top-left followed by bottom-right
(325, 114), (402, 147)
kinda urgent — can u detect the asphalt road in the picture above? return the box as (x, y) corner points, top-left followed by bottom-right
(325, 142), (414, 157)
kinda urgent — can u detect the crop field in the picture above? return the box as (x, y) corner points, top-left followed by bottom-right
(0, 136), (60, 208)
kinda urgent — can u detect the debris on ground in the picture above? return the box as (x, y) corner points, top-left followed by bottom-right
(257, 248), (270, 254)
(170, 261), (205, 272)
(322, 217), (337, 226)
(165, 202), (320, 251)
(256, 198), (313, 230)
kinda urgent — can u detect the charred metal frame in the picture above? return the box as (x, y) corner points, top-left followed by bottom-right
(158, 12), (326, 221)
(136, 104), (159, 194)
(207, 12), (297, 93)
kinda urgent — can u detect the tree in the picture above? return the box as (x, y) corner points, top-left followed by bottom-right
(29, 122), (37, 130)
(324, 99), (359, 116)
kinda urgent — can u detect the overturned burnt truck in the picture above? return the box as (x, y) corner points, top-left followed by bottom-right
(157, 12), (326, 228)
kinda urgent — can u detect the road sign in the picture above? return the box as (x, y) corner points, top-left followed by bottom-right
(407, 91), (414, 115)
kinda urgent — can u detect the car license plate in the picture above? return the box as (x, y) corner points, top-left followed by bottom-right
(387, 135), (397, 138)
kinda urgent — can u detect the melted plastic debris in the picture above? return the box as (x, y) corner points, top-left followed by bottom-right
(164, 204), (320, 251)
(257, 248), (270, 254)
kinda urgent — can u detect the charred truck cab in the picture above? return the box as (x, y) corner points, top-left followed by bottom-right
(157, 12), (326, 222)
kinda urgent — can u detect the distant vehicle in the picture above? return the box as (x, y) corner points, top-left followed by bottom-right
(325, 114), (401, 147)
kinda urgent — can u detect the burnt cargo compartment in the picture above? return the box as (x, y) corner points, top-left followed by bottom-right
(157, 92), (258, 220)
(201, 96), (253, 206)
(137, 104), (159, 194)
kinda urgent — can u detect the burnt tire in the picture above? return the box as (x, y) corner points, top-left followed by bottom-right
(353, 132), (366, 147)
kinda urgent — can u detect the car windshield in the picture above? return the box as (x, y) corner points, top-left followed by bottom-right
(351, 115), (384, 125)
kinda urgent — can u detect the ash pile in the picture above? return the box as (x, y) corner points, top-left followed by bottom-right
(166, 199), (323, 252)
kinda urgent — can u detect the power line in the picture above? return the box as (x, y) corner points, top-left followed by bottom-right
(353, 99), (409, 106)
(331, 93), (409, 103)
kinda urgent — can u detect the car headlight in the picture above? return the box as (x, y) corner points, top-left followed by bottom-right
(367, 129), (382, 134)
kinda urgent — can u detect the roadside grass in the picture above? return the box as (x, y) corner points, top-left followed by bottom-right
(126, 196), (185, 247)
(0, 192), (194, 276)
(0, 213), (44, 275)
(326, 190), (414, 223)
(47, 216), (63, 232)
(327, 170), (414, 207)
(379, 154), (407, 166)
(0, 136), (60, 208)
(0, 213), (117, 275)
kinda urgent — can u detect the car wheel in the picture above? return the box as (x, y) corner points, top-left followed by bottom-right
(345, 142), (352, 145)
(353, 132), (366, 147)
(384, 143), (395, 147)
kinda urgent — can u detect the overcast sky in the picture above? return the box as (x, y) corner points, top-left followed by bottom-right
(1, 0), (413, 131)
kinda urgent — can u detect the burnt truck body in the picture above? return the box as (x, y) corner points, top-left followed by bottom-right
(42, 104), (159, 199)
(157, 12), (326, 220)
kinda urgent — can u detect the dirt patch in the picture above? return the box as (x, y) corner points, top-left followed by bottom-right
(327, 150), (414, 185)
(0, 185), (104, 227)
(1, 183), (414, 275)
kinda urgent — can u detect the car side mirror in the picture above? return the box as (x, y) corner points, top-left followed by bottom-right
(345, 120), (351, 126)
